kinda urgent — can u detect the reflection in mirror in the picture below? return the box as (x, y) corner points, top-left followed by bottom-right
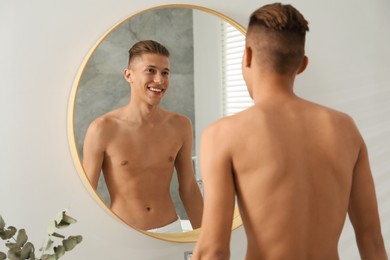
(72, 5), (245, 236)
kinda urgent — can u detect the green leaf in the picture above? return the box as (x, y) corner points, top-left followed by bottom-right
(0, 226), (17, 240)
(28, 247), (36, 260)
(0, 216), (5, 229)
(16, 229), (28, 247)
(20, 242), (34, 259)
(55, 211), (77, 229)
(51, 232), (65, 239)
(5, 242), (18, 249)
(62, 235), (82, 251)
(54, 245), (65, 258)
(40, 237), (54, 252)
(0, 251), (6, 260)
(7, 246), (21, 260)
(54, 210), (66, 224)
(61, 213), (77, 225)
(41, 254), (57, 260)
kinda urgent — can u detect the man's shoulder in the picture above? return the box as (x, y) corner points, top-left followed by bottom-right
(87, 112), (121, 136)
(161, 109), (191, 126)
(304, 101), (362, 141)
(314, 102), (355, 125)
(301, 99), (353, 122)
(203, 115), (237, 139)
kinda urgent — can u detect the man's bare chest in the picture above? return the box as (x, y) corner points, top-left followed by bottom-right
(104, 128), (182, 169)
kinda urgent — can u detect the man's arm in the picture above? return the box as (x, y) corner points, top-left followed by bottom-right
(348, 139), (388, 259)
(175, 117), (203, 229)
(192, 122), (236, 260)
(82, 119), (106, 189)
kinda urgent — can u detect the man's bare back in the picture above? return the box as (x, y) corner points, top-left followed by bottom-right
(216, 97), (362, 259)
(196, 94), (385, 259)
(84, 107), (191, 230)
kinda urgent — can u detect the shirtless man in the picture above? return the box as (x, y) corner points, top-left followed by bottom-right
(82, 40), (203, 232)
(193, 3), (387, 259)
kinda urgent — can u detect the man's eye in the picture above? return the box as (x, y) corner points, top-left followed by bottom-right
(147, 68), (155, 73)
(163, 71), (170, 76)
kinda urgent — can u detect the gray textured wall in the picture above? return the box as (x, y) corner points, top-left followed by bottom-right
(74, 7), (195, 220)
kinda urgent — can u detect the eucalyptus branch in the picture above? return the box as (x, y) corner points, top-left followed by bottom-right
(0, 210), (82, 260)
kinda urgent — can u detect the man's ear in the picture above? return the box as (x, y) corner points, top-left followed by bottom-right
(244, 45), (253, 68)
(123, 68), (132, 83)
(296, 56), (308, 75)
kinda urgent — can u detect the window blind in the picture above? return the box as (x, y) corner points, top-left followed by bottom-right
(221, 22), (253, 116)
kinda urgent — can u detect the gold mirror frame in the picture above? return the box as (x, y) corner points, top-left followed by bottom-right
(67, 4), (244, 243)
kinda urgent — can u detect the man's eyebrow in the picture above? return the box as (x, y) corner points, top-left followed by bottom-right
(145, 65), (170, 72)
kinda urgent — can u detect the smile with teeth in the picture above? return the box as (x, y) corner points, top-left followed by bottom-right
(148, 87), (163, 93)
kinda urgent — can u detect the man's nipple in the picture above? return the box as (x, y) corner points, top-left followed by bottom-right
(120, 160), (128, 166)
(168, 156), (174, 163)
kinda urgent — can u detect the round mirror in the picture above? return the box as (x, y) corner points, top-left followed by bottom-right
(68, 4), (244, 242)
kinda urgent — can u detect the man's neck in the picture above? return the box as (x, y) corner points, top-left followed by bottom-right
(123, 101), (161, 124)
(250, 73), (297, 105)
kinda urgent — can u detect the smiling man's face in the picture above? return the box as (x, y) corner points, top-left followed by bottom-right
(124, 53), (170, 106)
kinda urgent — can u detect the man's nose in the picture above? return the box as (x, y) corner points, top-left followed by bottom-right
(153, 73), (164, 84)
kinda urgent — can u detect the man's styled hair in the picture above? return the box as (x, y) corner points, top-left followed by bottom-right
(128, 40), (170, 67)
(247, 3), (309, 75)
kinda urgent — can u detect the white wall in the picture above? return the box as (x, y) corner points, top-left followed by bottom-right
(193, 9), (223, 180)
(0, 0), (389, 259)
